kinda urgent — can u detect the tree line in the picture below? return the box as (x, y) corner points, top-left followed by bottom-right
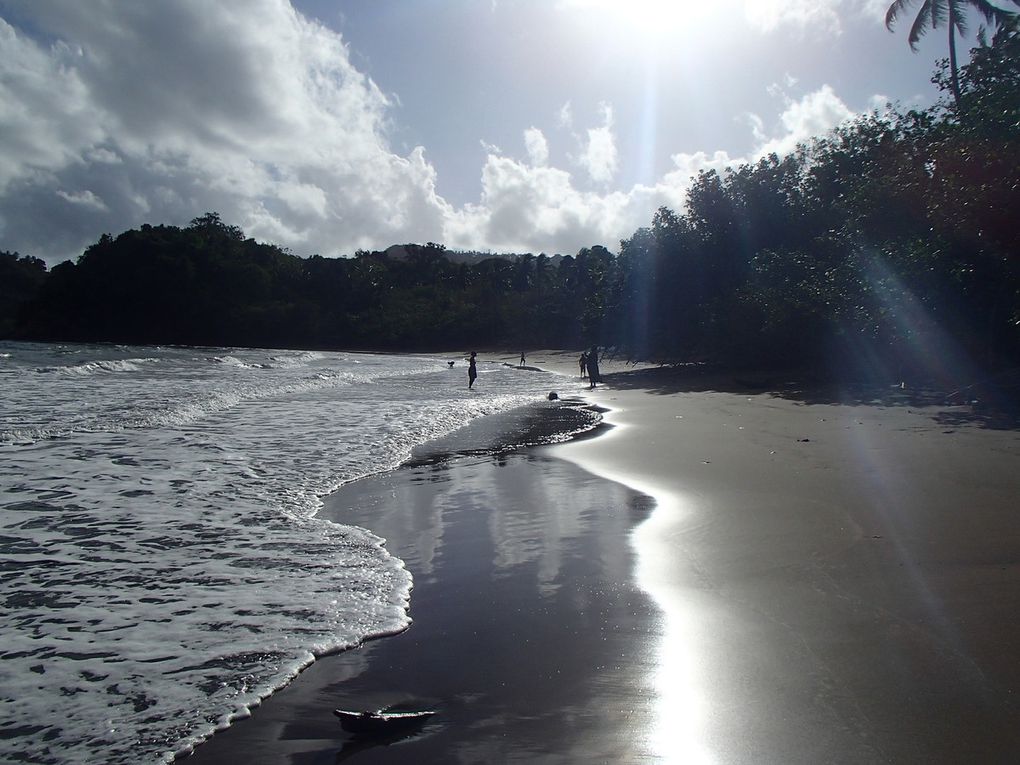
(2, 26), (1017, 384)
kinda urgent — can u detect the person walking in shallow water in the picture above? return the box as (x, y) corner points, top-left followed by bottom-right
(586, 346), (601, 389)
(468, 351), (477, 389)
(519, 351), (526, 368)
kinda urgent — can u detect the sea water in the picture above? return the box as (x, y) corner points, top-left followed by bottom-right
(0, 342), (590, 763)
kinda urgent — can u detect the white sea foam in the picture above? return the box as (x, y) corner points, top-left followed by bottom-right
(0, 342), (573, 763)
(37, 357), (162, 376)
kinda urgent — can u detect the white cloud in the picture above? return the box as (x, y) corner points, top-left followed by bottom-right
(636, 150), (744, 214)
(869, 93), (893, 112)
(442, 151), (634, 253)
(743, 112), (768, 145)
(85, 147), (122, 165)
(480, 139), (502, 155)
(0, 0), (449, 260)
(744, 0), (896, 34)
(856, 0), (893, 22)
(557, 101), (573, 129)
(755, 85), (856, 156)
(578, 103), (618, 185)
(443, 81), (864, 255)
(767, 74), (799, 99)
(523, 127), (549, 166)
(55, 189), (109, 211)
(441, 141), (741, 254)
(0, 18), (104, 192)
(276, 179), (329, 218)
(744, 0), (843, 34)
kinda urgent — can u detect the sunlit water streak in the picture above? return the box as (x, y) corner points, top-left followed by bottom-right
(0, 342), (579, 764)
(553, 414), (712, 763)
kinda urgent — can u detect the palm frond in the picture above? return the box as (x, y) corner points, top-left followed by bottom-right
(905, 0), (936, 48)
(949, 1), (970, 35)
(886, 0), (920, 31)
(969, 0), (1020, 27)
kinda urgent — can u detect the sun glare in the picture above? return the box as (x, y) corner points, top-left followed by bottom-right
(568, 0), (726, 43)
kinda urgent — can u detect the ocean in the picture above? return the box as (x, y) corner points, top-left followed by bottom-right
(0, 341), (594, 763)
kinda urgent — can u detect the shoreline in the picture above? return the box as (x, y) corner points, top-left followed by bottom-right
(544, 355), (1020, 762)
(177, 362), (626, 763)
(179, 406), (660, 762)
(180, 350), (1020, 763)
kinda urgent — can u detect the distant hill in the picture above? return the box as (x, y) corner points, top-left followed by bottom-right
(381, 244), (566, 266)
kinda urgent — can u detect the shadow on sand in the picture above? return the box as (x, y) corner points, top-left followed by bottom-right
(598, 365), (1020, 430)
(332, 716), (436, 763)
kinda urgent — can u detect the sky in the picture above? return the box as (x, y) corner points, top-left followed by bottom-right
(0, 0), (994, 264)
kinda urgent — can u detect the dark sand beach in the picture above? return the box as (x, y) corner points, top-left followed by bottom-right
(183, 352), (1020, 763)
(182, 431), (663, 763)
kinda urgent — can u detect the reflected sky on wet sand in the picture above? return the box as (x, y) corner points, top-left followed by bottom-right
(633, 487), (713, 764)
(557, 418), (712, 762)
(316, 449), (673, 762)
(183, 419), (715, 763)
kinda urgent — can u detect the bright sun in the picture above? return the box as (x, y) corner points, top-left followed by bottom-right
(569, 0), (725, 42)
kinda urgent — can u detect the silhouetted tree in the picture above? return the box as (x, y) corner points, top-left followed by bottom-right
(0, 251), (47, 336)
(885, 0), (1018, 110)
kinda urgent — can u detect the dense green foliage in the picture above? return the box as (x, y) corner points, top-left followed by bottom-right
(9, 214), (597, 350)
(607, 23), (1018, 381)
(0, 251), (47, 337)
(4, 31), (1018, 383)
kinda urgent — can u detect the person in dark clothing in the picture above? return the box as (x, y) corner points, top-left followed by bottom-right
(468, 351), (478, 389)
(579, 352), (587, 379)
(519, 352), (526, 368)
(586, 346), (601, 389)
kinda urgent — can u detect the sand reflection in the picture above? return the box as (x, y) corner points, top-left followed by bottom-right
(556, 420), (712, 763)
(314, 449), (670, 761)
(633, 487), (713, 764)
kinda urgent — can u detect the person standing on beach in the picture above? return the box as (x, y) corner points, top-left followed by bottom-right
(579, 352), (587, 379)
(586, 346), (601, 389)
(468, 351), (478, 389)
(519, 351), (526, 368)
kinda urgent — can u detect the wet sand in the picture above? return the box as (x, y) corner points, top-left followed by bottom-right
(530, 350), (1020, 762)
(181, 443), (662, 763)
(182, 351), (1020, 763)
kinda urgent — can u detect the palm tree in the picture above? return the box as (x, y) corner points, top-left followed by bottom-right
(885, 0), (1019, 112)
